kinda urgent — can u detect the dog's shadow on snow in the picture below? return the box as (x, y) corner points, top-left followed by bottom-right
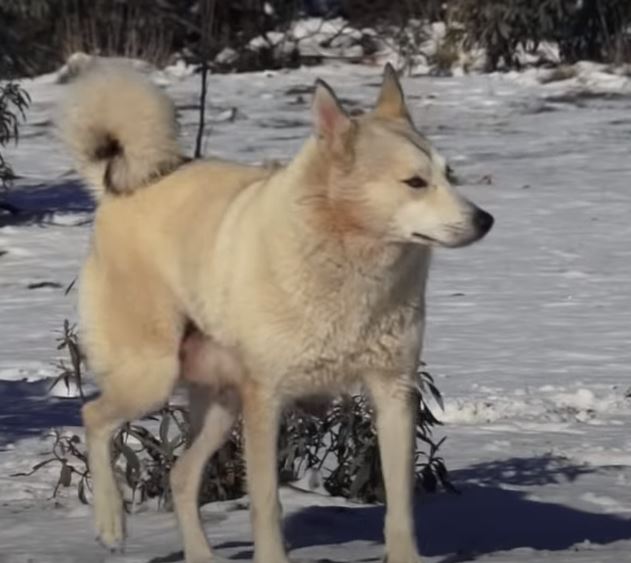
(274, 454), (631, 561)
(0, 178), (93, 227)
(0, 379), (83, 448)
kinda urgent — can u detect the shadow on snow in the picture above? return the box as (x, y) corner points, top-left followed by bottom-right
(277, 455), (631, 561)
(0, 379), (82, 449)
(0, 178), (93, 227)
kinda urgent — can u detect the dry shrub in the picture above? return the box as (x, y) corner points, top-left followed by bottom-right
(0, 81), (29, 189)
(57, 0), (175, 68)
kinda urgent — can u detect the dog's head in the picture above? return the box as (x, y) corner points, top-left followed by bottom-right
(304, 64), (493, 248)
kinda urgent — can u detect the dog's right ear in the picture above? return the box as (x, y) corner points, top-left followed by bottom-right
(312, 79), (353, 146)
(374, 63), (409, 119)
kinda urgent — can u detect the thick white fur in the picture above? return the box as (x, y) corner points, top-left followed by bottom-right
(63, 63), (492, 563)
(60, 62), (182, 198)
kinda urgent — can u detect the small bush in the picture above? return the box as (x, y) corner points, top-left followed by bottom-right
(451, 0), (631, 71)
(433, 28), (463, 74)
(555, 0), (631, 64)
(25, 321), (453, 508)
(450, 0), (540, 71)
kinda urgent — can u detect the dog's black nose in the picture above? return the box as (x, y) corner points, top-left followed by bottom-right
(474, 209), (494, 235)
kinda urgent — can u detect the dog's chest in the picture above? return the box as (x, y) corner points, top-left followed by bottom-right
(228, 244), (430, 394)
(278, 290), (424, 393)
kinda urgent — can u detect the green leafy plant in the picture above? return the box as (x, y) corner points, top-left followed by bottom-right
(278, 367), (455, 503)
(50, 320), (85, 400)
(11, 429), (91, 502)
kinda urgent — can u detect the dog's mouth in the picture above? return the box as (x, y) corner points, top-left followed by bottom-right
(412, 232), (441, 245)
(412, 224), (491, 248)
(411, 231), (474, 249)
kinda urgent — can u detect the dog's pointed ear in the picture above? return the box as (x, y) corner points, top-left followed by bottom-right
(312, 79), (352, 144)
(374, 63), (408, 119)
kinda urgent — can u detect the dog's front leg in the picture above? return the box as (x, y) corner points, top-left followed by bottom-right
(242, 382), (290, 563)
(365, 374), (423, 563)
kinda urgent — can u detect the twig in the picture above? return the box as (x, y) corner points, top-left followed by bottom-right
(194, 0), (216, 158)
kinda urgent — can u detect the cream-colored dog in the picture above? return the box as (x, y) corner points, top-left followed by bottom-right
(61, 62), (493, 563)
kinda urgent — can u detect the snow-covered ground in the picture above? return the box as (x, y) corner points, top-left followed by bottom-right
(1, 61), (631, 562)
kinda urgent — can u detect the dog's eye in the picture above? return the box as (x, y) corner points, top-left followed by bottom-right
(403, 176), (428, 189)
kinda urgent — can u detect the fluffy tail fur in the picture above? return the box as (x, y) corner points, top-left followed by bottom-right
(60, 63), (184, 199)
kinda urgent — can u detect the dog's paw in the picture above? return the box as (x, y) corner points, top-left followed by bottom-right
(186, 557), (230, 563)
(94, 502), (125, 551)
(384, 554), (424, 563)
(184, 551), (229, 563)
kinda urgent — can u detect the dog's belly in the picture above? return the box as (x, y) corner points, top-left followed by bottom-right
(280, 352), (368, 396)
(179, 327), (245, 388)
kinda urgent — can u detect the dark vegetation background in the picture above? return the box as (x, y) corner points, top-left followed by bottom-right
(1, 0), (630, 78)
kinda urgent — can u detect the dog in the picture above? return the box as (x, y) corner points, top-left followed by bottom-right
(61, 62), (493, 563)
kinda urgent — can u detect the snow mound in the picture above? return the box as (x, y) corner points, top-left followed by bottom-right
(506, 61), (631, 98)
(442, 385), (631, 426)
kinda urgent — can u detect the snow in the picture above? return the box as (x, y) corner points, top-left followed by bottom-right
(506, 61), (631, 98)
(2, 60), (631, 561)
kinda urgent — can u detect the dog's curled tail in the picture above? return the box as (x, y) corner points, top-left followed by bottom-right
(60, 64), (184, 199)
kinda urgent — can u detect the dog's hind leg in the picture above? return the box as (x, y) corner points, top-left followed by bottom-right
(82, 352), (179, 551)
(170, 384), (239, 563)
(82, 398), (125, 551)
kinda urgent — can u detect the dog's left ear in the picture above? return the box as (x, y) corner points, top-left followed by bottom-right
(374, 63), (409, 119)
(312, 79), (353, 145)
